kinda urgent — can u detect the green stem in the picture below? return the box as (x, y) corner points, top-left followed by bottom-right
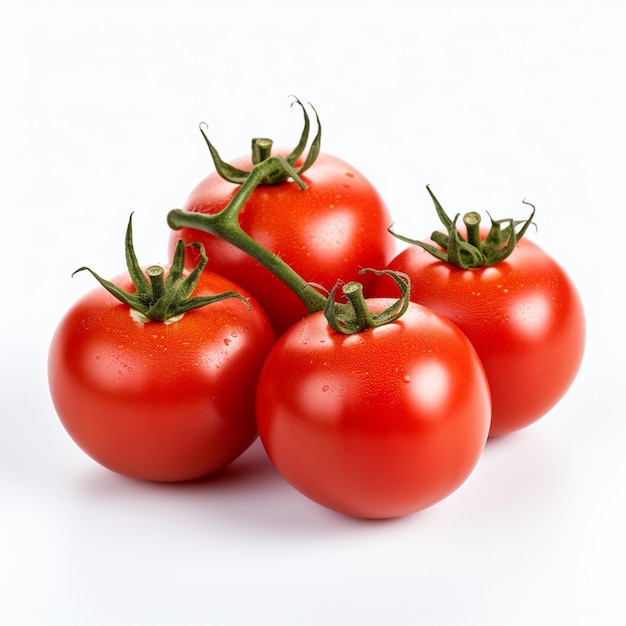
(463, 212), (482, 249)
(146, 266), (165, 303)
(167, 155), (328, 315)
(252, 138), (273, 165)
(342, 282), (373, 331)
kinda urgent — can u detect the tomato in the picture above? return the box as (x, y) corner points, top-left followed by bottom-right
(48, 267), (275, 482)
(255, 298), (491, 519)
(372, 237), (585, 437)
(169, 151), (396, 336)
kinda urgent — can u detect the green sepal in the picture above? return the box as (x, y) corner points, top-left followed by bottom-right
(389, 186), (536, 269)
(73, 214), (248, 322)
(323, 268), (411, 335)
(199, 96), (321, 186)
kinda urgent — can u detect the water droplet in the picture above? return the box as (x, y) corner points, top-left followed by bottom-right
(403, 375), (411, 383)
(224, 338), (231, 346)
(322, 385), (329, 392)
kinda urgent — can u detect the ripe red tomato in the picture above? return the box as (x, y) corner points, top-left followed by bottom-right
(372, 238), (585, 437)
(255, 299), (491, 519)
(169, 151), (396, 336)
(48, 269), (275, 482)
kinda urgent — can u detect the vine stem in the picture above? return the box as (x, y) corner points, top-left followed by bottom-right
(167, 155), (328, 314)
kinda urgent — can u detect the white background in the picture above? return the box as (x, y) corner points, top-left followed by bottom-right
(2, 1), (624, 624)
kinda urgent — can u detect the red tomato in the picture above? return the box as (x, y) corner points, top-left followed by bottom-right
(169, 152), (396, 336)
(255, 299), (491, 519)
(371, 238), (585, 437)
(48, 269), (275, 482)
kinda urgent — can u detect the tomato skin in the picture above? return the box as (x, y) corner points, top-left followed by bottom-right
(255, 299), (491, 519)
(48, 270), (275, 482)
(169, 152), (396, 336)
(371, 239), (585, 437)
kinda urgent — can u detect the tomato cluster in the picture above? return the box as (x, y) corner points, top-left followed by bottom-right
(48, 100), (585, 520)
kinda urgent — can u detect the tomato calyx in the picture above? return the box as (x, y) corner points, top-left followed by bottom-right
(390, 186), (536, 269)
(199, 96), (321, 186)
(320, 269), (411, 335)
(74, 214), (248, 323)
